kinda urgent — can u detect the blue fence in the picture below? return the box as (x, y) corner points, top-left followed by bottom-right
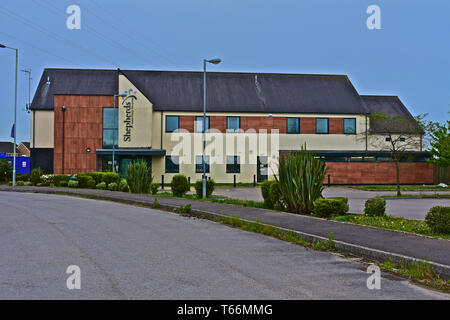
(0, 153), (30, 175)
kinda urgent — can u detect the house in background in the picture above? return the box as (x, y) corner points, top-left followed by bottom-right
(0, 141), (31, 174)
(29, 68), (433, 184)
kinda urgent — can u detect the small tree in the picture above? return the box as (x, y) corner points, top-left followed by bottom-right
(426, 120), (450, 167)
(126, 160), (152, 194)
(363, 113), (424, 196)
(0, 160), (12, 183)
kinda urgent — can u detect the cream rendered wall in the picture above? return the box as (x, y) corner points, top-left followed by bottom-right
(367, 134), (422, 151)
(31, 110), (54, 148)
(152, 111), (369, 183)
(118, 74), (153, 148)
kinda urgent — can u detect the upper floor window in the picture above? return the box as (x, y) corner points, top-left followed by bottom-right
(103, 108), (118, 149)
(286, 118), (300, 134)
(195, 155), (210, 173)
(227, 117), (240, 132)
(166, 116), (179, 132)
(344, 118), (356, 134)
(316, 118), (329, 134)
(195, 116), (210, 132)
(165, 156), (179, 173)
(226, 156), (240, 173)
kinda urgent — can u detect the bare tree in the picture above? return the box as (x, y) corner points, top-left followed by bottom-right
(361, 113), (424, 196)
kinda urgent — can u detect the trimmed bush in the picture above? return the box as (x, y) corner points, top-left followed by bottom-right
(52, 174), (70, 187)
(60, 181), (68, 187)
(87, 172), (104, 185)
(194, 179), (216, 198)
(0, 159), (12, 183)
(30, 167), (43, 186)
(68, 180), (79, 188)
(24, 181), (32, 186)
(261, 180), (277, 209)
(17, 173), (30, 182)
(96, 182), (107, 190)
(126, 160), (152, 194)
(269, 181), (283, 210)
(16, 181), (25, 186)
(119, 179), (129, 193)
(86, 177), (96, 189)
(40, 174), (54, 186)
(76, 174), (92, 188)
(313, 198), (349, 218)
(171, 174), (189, 197)
(425, 206), (450, 234)
(364, 198), (386, 216)
(101, 172), (121, 186)
(108, 182), (118, 191)
(150, 182), (159, 195)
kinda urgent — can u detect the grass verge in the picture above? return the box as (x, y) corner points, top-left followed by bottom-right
(378, 259), (450, 292)
(331, 214), (450, 240)
(376, 194), (450, 199)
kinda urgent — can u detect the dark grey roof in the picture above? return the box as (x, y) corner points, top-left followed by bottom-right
(361, 95), (423, 134)
(121, 70), (369, 114)
(30, 69), (117, 110)
(0, 142), (17, 154)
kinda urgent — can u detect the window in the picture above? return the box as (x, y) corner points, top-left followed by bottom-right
(195, 116), (210, 132)
(344, 118), (356, 134)
(166, 116), (179, 132)
(385, 137), (391, 141)
(324, 156), (348, 162)
(286, 118), (300, 134)
(165, 156), (179, 173)
(399, 137), (406, 142)
(226, 156), (240, 173)
(195, 155), (210, 173)
(227, 117), (240, 132)
(103, 108), (118, 149)
(316, 118), (329, 134)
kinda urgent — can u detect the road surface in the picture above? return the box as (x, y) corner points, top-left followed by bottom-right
(0, 191), (447, 299)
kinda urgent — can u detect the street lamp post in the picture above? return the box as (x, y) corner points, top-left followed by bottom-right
(0, 44), (18, 186)
(112, 91), (128, 173)
(202, 58), (221, 198)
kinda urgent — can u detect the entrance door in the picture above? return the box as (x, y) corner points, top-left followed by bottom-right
(257, 156), (268, 183)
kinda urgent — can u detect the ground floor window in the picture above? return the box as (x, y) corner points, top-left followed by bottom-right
(226, 156), (240, 173)
(195, 155), (210, 173)
(165, 156), (179, 173)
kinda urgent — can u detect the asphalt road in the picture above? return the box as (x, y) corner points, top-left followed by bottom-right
(0, 192), (447, 300)
(212, 187), (450, 220)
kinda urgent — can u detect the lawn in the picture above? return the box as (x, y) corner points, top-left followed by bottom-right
(330, 214), (450, 240)
(351, 185), (449, 191)
(376, 194), (450, 199)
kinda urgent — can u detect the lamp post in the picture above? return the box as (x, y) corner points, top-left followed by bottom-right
(112, 91), (128, 173)
(202, 58), (221, 198)
(0, 44), (18, 186)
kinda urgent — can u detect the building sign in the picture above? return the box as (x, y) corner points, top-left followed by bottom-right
(122, 95), (137, 142)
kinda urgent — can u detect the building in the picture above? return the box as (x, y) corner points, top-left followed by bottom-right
(29, 68), (433, 184)
(0, 141), (31, 174)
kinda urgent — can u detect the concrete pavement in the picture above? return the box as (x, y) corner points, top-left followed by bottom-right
(0, 191), (447, 299)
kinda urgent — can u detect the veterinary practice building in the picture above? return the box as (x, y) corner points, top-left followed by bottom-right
(29, 68), (433, 184)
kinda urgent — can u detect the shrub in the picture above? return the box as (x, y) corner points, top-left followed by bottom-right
(119, 179), (129, 192)
(68, 180), (79, 188)
(16, 180), (25, 186)
(275, 145), (328, 214)
(126, 160), (152, 194)
(0, 159), (12, 182)
(260, 180), (275, 208)
(24, 181), (32, 186)
(194, 179), (216, 198)
(76, 174), (93, 188)
(86, 177), (96, 189)
(17, 173), (30, 182)
(30, 167), (43, 186)
(40, 174), (54, 186)
(52, 174), (70, 186)
(153, 198), (159, 208)
(101, 172), (121, 186)
(364, 198), (386, 216)
(96, 182), (107, 190)
(87, 172), (104, 185)
(150, 182), (159, 195)
(269, 181), (283, 210)
(171, 174), (189, 197)
(425, 206), (450, 234)
(313, 198), (349, 218)
(60, 181), (68, 187)
(108, 182), (118, 191)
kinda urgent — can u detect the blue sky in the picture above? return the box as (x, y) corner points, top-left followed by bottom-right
(0, 0), (449, 143)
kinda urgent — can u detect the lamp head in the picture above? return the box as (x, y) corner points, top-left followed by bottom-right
(0, 44), (6, 48)
(207, 58), (221, 65)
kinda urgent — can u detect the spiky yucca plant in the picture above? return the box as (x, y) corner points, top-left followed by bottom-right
(126, 160), (152, 194)
(274, 145), (328, 214)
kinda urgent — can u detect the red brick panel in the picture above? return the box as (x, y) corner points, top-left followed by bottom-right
(329, 118), (344, 134)
(179, 116), (195, 132)
(210, 116), (226, 132)
(324, 162), (434, 185)
(241, 116), (286, 133)
(54, 95), (113, 174)
(300, 118), (315, 133)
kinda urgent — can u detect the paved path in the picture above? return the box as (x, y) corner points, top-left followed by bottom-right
(1, 186), (449, 269)
(0, 191), (447, 299)
(212, 186), (450, 220)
